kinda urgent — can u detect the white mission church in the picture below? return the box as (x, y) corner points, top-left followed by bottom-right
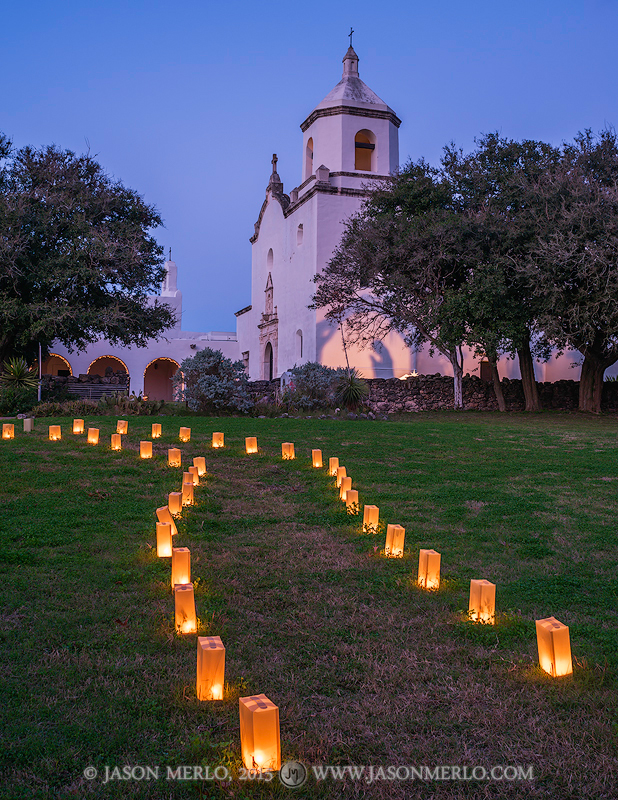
(47, 46), (581, 397)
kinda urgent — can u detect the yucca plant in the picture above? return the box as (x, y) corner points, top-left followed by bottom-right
(0, 357), (39, 390)
(334, 368), (369, 411)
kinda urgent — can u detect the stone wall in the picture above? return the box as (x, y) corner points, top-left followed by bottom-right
(246, 380), (277, 401)
(42, 372), (129, 399)
(366, 375), (618, 413)
(246, 375), (618, 413)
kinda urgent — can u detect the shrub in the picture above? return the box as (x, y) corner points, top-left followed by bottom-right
(41, 383), (74, 403)
(0, 357), (39, 390)
(251, 399), (281, 418)
(281, 362), (346, 411)
(97, 392), (165, 416)
(334, 369), (369, 410)
(173, 348), (252, 415)
(0, 386), (37, 415)
(31, 399), (98, 417)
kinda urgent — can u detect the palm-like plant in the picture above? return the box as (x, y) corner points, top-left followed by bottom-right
(0, 357), (39, 390)
(334, 368), (369, 411)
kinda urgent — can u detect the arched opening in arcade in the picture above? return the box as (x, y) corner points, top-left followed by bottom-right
(40, 354), (72, 377)
(87, 356), (129, 379)
(143, 358), (180, 402)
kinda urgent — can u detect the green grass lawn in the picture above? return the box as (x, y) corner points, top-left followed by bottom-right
(1, 413), (617, 799)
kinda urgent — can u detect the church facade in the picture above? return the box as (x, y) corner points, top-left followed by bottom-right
(235, 45), (584, 384)
(236, 45), (420, 381)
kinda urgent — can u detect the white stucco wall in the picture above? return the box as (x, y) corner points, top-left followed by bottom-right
(49, 259), (239, 396)
(49, 332), (239, 396)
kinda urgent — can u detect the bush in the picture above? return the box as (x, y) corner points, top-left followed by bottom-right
(0, 357), (39, 390)
(31, 399), (98, 417)
(0, 386), (37, 415)
(173, 348), (252, 415)
(97, 393), (165, 416)
(41, 383), (74, 403)
(280, 362), (346, 411)
(334, 369), (369, 410)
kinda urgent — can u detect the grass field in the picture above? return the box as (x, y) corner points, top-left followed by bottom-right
(1, 413), (617, 799)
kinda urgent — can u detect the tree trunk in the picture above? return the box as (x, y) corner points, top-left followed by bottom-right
(577, 332), (618, 413)
(578, 353), (608, 413)
(488, 357), (506, 412)
(450, 347), (464, 410)
(517, 337), (541, 412)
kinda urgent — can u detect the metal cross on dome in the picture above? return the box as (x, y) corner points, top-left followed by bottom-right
(349, 27), (354, 46)
(271, 154), (278, 174)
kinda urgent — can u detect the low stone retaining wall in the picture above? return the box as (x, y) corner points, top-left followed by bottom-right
(246, 375), (618, 413)
(42, 372), (129, 400)
(366, 376), (618, 413)
(369, 375), (618, 413)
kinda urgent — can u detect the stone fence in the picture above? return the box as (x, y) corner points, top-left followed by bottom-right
(246, 375), (618, 413)
(365, 375), (618, 413)
(43, 373), (618, 412)
(42, 372), (129, 400)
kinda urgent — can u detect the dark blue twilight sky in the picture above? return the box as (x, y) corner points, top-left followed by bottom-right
(2, 0), (617, 332)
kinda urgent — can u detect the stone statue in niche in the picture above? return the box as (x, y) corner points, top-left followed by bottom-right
(264, 273), (274, 317)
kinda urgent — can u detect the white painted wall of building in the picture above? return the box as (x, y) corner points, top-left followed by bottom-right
(49, 259), (239, 396)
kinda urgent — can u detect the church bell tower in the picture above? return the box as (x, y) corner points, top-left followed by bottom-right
(299, 44), (401, 183)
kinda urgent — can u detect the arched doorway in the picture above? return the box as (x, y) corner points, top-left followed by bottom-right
(143, 358), (180, 402)
(264, 342), (274, 381)
(88, 356), (129, 378)
(41, 354), (72, 377)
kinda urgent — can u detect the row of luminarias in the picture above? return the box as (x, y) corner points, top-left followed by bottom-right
(22, 419), (579, 681)
(155, 437), (280, 771)
(9, 421), (574, 686)
(6, 418), (280, 768)
(278, 439), (573, 679)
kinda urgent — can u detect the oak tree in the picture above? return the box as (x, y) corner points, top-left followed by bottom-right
(0, 136), (175, 364)
(522, 129), (618, 413)
(313, 160), (472, 409)
(441, 134), (560, 411)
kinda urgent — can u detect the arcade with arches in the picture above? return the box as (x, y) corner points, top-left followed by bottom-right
(143, 358), (180, 402)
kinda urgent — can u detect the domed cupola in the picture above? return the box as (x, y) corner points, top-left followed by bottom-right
(299, 45), (401, 182)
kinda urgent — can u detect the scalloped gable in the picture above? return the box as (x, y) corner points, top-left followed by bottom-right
(250, 189), (290, 244)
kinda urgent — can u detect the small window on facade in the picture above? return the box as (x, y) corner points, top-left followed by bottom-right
(297, 224), (303, 246)
(296, 329), (303, 359)
(305, 137), (314, 178)
(267, 248), (273, 268)
(355, 130), (376, 171)
(264, 274), (274, 315)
